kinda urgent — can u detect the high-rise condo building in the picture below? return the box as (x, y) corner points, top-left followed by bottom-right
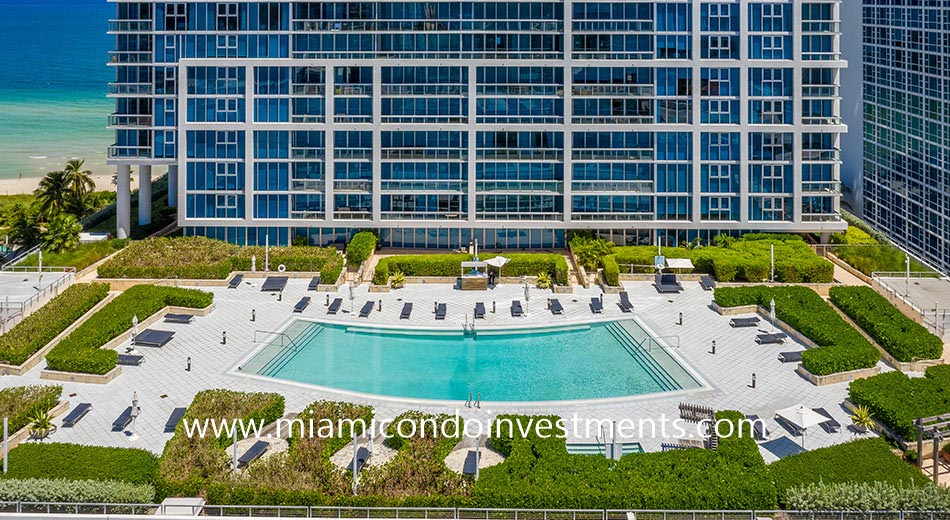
(108, 0), (847, 248)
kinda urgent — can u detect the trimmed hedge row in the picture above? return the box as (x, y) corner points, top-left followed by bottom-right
(0, 385), (61, 433)
(786, 481), (950, 511)
(848, 365), (950, 440)
(1, 443), (158, 485)
(830, 286), (943, 362)
(0, 283), (108, 366)
(98, 236), (343, 283)
(0, 478), (154, 504)
(613, 239), (832, 283)
(345, 231), (377, 267)
(45, 285), (213, 375)
(601, 254), (620, 286)
(374, 253), (568, 286)
(769, 438), (929, 506)
(713, 286), (880, 375)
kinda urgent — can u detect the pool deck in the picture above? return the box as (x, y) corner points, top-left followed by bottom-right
(0, 278), (880, 461)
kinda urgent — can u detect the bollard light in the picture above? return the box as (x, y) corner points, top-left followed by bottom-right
(251, 309), (256, 322)
(186, 356), (192, 372)
(221, 331), (227, 345)
(710, 340), (716, 355)
(751, 373), (757, 389)
(678, 312), (683, 325)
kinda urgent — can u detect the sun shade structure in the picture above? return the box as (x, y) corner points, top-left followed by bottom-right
(775, 404), (830, 447)
(665, 258), (695, 270)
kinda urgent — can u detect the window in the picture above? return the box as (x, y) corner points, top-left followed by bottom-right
(216, 98), (239, 121)
(217, 3), (239, 31)
(706, 196), (732, 220)
(705, 100), (734, 124)
(706, 36), (733, 59)
(215, 163), (240, 190)
(762, 69), (785, 95)
(707, 4), (733, 32)
(217, 35), (238, 57)
(762, 196), (785, 219)
(761, 100), (784, 124)
(216, 194), (239, 218)
(164, 3), (187, 31)
(762, 4), (784, 31)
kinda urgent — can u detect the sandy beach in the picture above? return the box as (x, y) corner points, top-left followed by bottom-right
(0, 173), (138, 196)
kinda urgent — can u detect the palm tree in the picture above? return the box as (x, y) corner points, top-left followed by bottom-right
(41, 213), (82, 253)
(33, 170), (70, 220)
(63, 159), (96, 217)
(7, 204), (41, 247)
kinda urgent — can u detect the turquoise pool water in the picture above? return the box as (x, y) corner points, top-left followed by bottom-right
(240, 320), (701, 402)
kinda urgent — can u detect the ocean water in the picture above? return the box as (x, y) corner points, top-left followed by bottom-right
(0, 0), (112, 180)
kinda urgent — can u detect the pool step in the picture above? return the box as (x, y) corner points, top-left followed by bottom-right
(604, 322), (679, 392)
(259, 325), (325, 376)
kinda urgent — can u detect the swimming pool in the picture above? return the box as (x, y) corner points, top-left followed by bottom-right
(238, 319), (702, 402)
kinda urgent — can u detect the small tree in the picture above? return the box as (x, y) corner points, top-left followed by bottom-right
(536, 271), (552, 289)
(28, 409), (55, 440)
(569, 235), (614, 270)
(42, 213), (82, 253)
(7, 204), (41, 247)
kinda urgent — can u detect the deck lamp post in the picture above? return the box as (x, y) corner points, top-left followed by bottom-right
(129, 392), (141, 441)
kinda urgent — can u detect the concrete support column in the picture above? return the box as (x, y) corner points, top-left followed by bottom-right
(167, 164), (178, 208)
(116, 165), (132, 239)
(138, 165), (152, 226)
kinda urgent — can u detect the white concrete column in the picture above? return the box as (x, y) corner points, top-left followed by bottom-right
(116, 165), (132, 239)
(167, 164), (178, 208)
(138, 165), (152, 226)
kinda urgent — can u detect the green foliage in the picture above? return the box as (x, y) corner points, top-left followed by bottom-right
(740, 233), (805, 242)
(45, 285), (213, 374)
(536, 271), (552, 289)
(18, 239), (128, 271)
(714, 286), (880, 375)
(770, 438), (930, 507)
(0, 385), (61, 433)
(831, 225), (878, 245)
(6, 203), (41, 247)
(1, 443), (158, 484)
(786, 481), (950, 511)
(830, 286), (943, 362)
(0, 478), (154, 504)
(601, 254), (620, 286)
(27, 409), (54, 439)
(345, 231), (377, 267)
(41, 213), (82, 253)
(832, 245), (930, 276)
(374, 253), (568, 286)
(390, 270), (406, 289)
(848, 366), (950, 440)
(98, 236), (343, 283)
(33, 170), (70, 221)
(569, 235), (615, 270)
(0, 283), (108, 366)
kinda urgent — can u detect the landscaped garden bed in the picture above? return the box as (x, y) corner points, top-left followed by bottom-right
(1, 443), (158, 485)
(713, 286), (880, 376)
(373, 253), (569, 286)
(848, 365), (950, 441)
(44, 285), (213, 375)
(17, 239), (128, 272)
(0, 385), (61, 434)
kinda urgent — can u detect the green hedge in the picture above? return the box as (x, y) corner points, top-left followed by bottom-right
(601, 255), (619, 286)
(848, 365), (950, 440)
(713, 286), (880, 375)
(0, 283), (108, 366)
(345, 231), (377, 268)
(45, 285), (213, 375)
(830, 286), (943, 362)
(1, 443), (158, 484)
(769, 438), (929, 507)
(0, 478), (154, 504)
(374, 253), (568, 286)
(98, 236), (343, 283)
(0, 385), (61, 433)
(17, 239), (128, 271)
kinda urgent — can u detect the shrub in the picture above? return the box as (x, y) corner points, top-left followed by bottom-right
(234, 246), (343, 284)
(786, 481), (950, 511)
(345, 231), (377, 267)
(1, 443), (158, 484)
(0, 283), (108, 366)
(0, 478), (154, 504)
(769, 438), (929, 506)
(569, 235), (614, 270)
(848, 366), (950, 440)
(601, 254), (620, 286)
(830, 286), (943, 362)
(831, 225), (878, 245)
(713, 286), (880, 375)
(17, 239), (128, 271)
(0, 385), (61, 433)
(374, 253), (568, 286)
(45, 285), (213, 374)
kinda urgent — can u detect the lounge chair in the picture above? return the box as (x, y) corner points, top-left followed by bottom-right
(474, 302), (485, 319)
(745, 414), (769, 441)
(814, 407), (842, 433)
(590, 298), (604, 314)
(359, 301), (374, 318)
(237, 440), (270, 468)
(435, 303), (447, 320)
(655, 273), (683, 293)
(699, 275), (716, 291)
(227, 274), (243, 289)
(400, 302), (413, 319)
(730, 317), (761, 328)
(111, 407), (133, 432)
(133, 329), (175, 348)
(347, 446), (370, 473)
(462, 450), (479, 476)
(511, 300), (524, 317)
(308, 276), (322, 291)
(164, 313), (194, 324)
(294, 296), (311, 313)
(755, 333), (787, 345)
(618, 291), (634, 313)
(164, 407), (187, 433)
(261, 276), (289, 293)
(549, 298), (564, 315)
(778, 351), (802, 363)
(117, 354), (144, 366)
(327, 298), (342, 315)
(61, 403), (92, 428)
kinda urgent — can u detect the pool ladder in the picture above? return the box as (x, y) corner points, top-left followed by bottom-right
(463, 315), (476, 337)
(465, 392), (481, 409)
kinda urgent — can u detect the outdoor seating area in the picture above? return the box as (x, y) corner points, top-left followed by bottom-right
(618, 291), (634, 313)
(400, 302), (412, 319)
(111, 407), (134, 432)
(359, 301), (374, 318)
(308, 276), (322, 291)
(327, 298), (342, 315)
(236, 440), (270, 468)
(655, 273), (684, 293)
(474, 302), (485, 319)
(133, 329), (175, 348)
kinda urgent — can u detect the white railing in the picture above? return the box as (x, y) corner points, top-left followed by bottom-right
(0, 266), (76, 333)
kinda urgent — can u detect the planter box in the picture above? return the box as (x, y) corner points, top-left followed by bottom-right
(711, 302), (759, 316)
(552, 285), (574, 294)
(41, 366), (122, 385)
(796, 364), (881, 386)
(6, 400), (70, 451)
(99, 303), (214, 353)
(368, 285), (390, 293)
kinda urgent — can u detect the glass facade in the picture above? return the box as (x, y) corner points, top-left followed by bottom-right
(862, 0), (950, 274)
(109, 0), (846, 248)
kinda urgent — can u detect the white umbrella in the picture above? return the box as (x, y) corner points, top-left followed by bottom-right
(770, 299), (776, 332)
(131, 315), (139, 340)
(775, 404), (829, 447)
(524, 282), (530, 302)
(485, 256), (510, 278)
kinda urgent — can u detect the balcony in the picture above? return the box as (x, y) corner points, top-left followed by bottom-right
(803, 116), (843, 125)
(802, 181), (841, 194)
(109, 51), (152, 64)
(292, 85), (326, 96)
(572, 85), (654, 97)
(572, 116), (654, 125)
(382, 149), (464, 160)
(571, 212), (654, 222)
(333, 180), (372, 193)
(477, 150), (562, 161)
(291, 149), (326, 160)
(108, 83), (153, 95)
(802, 149), (841, 162)
(802, 85), (839, 98)
(572, 150), (654, 161)
(108, 145), (152, 159)
(290, 180), (325, 192)
(289, 211), (325, 220)
(382, 212), (465, 221)
(108, 114), (152, 127)
(333, 210), (372, 220)
(571, 180), (654, 193)
(108, 19), (153, 32)
(802, 213), (843, 223)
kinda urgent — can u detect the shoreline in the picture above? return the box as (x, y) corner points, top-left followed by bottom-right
(0, 173), (138, 196)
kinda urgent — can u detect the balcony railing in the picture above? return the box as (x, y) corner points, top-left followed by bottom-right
(382, 150), (465, 160)
(291, 149), (326, 160)
(801, 85), (839, 97)
(803, 116), (843, 125)
(572, 150), (654, 161)
(334, 180), (372, 193)
(290, 180), (325, 192)
(476, 181), (562, 193)
(333, 211), (372, 220)
(108, 83), (153, 95)
(477, 150), (562, 161)
(573, 85), (654, 97)
(289, 211), (325, 220)
(802, 181), (841, 194)
(572, 181), (654, 193)
(802, 213), (843, 222)
(571, 212), (655, 221)
(572, 116), (653, 125)
(802, 149), (842, 162)
(109, 51), (152, 64)
(381, 212), (466, 220)
(108, 146), (152, 159)
(292, 85), (326, 96)
(108, 114), (152, 127)
(108, 19), (153, 32)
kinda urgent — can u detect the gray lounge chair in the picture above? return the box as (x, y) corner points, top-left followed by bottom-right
(511, 300), (524, 317)
(347, 446), (370, 473)
(117, 354), (144, 366)
(755, 333), (787, 345)
(111, 407), (133, 432)
(164, 313), (194, 324)
(590, 298), (604, 314)
(227, 274), (243, 289)
(359, 301), (374, 318)
(237, 440), (270, 468)
(474, 302), (485, 319)
(400, 302), (412, 319)
(294, 296), (311, 313)
(730, 317), (761, 328)
(327, 298), (342, 315)
(435, 303), (447, 320)
(655, 273), (684, 293)
(62, 403), (92, 428)
(778, 351), (802, 363)
(308, 276), (321, 291)
(814, 407), (842, 433)
(745, 414), (769, 441)
(549, 298), (564, 315)
(133, 329), (175, 348)
(699, 275), (716, 291)
(261, 276), (289, 292)
(462, 450), (479, 476)
(164, 407), (187, 433)
(618, 291), (634, 313)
